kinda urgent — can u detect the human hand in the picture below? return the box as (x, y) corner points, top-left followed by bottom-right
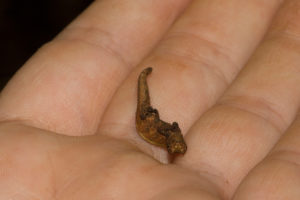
(1, 0), (300, 199)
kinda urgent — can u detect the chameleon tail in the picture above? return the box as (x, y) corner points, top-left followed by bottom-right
(137, 67), (152, 108)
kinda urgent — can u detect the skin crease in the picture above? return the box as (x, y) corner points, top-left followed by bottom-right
(1, 0), (300, 199)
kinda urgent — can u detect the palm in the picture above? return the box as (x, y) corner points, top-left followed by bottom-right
(1, 1), (300, 199)
(0, 123), (199, 199)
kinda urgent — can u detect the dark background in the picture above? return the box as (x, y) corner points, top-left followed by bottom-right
(0, 0), (93, 90)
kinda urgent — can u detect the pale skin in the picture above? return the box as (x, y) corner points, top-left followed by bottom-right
(1, 0), (300, 199)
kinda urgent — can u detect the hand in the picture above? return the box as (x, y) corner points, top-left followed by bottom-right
(1, 0), (300, 199)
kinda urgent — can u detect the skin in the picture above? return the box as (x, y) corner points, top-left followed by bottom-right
(136, 67), (187, 154)
(1, 0), (300, 199)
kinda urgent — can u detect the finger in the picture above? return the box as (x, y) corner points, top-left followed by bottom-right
(177, 0), (300, 198)
(100, 0), (282, 161)
(233, 115), (300, 199)
(0, 0), (191, 136)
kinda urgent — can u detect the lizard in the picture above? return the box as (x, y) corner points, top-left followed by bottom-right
(136, 67), (187, 154)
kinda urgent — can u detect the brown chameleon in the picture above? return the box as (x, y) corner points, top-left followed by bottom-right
(135, 67), (187, 154)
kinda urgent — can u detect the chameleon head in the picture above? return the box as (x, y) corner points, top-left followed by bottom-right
(166, 122), (187, 154)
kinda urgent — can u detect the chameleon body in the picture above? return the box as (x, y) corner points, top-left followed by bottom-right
(136, 67), (187, 154)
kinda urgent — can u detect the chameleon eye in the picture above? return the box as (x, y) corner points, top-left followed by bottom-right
(172, 122), (179, 128)
(146, 106), (154, 112)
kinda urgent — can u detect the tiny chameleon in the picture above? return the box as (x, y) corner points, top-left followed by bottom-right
(135, 67), (187, 154)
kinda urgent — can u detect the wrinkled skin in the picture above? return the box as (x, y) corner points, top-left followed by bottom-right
(1, 0), (300, 199)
